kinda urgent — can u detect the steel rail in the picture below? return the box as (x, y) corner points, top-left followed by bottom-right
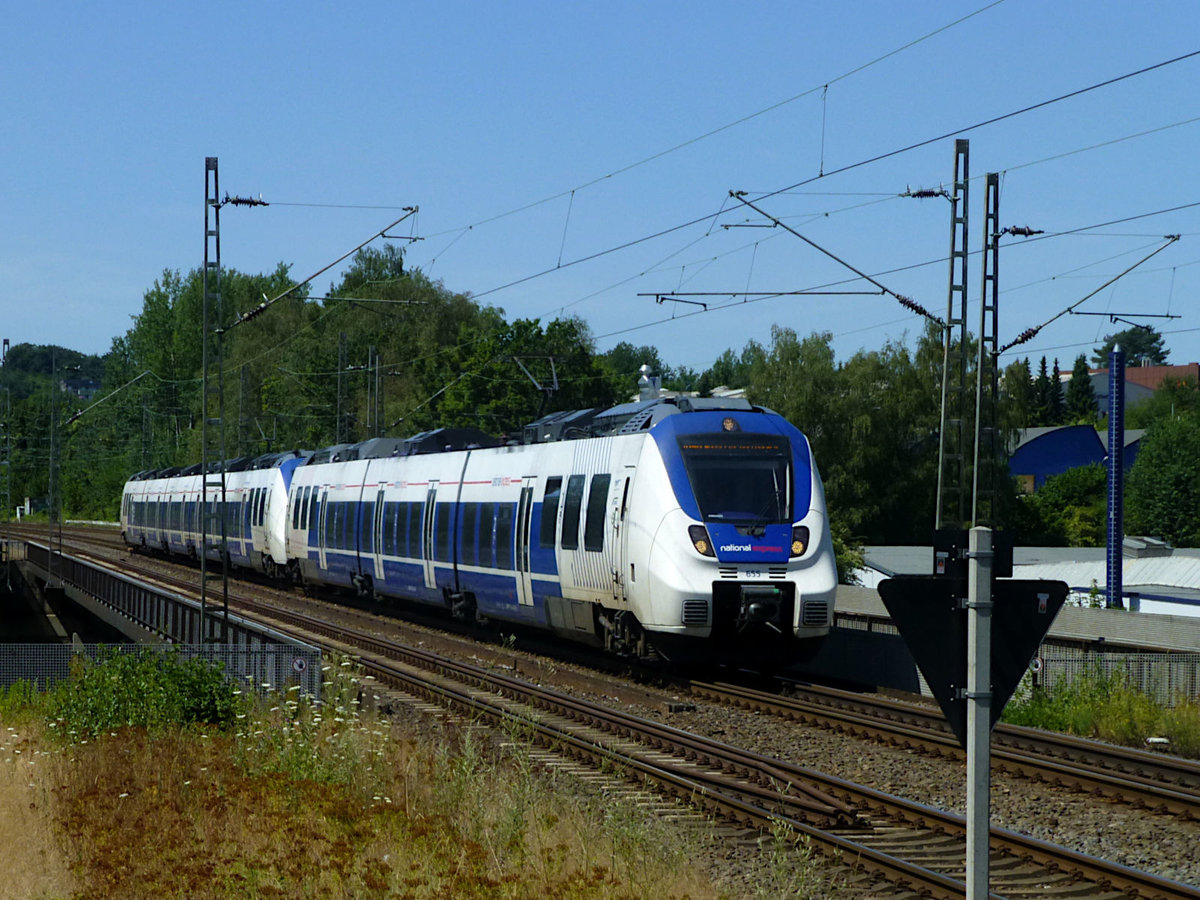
(688, 679), (1200, 819)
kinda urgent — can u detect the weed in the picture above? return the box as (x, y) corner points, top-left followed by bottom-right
(48, 647), (243, 738)
(754, 818), (825, 899)
(0, 679), (44, 720)
(1003, 661), (1200, 757)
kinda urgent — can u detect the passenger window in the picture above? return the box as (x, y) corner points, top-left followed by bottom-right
(460, 503), (478, 567)
(495, 503), (514, 569)
(435, 502), (453, 562)
(406, 502), (421, 557)
(361, 501), (375, 554)
(382, 502), (395, 556)
(539, 477), (562, 548)
(397, 502), (409, 556)
(308, 491), (320, 534)
(478, 503), (496, 568)
(560, 475), (585, 550)
(583, 474), (611, 552)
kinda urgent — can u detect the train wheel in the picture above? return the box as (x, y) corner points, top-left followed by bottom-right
(355, 574), (374, 601)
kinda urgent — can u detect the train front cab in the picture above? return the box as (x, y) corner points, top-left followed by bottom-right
(629, 410), (837, 664)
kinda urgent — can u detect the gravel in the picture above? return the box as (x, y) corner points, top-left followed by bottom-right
(630, 691), (1200, 890)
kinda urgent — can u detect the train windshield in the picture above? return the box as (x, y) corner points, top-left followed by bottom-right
(678, 435), (791, 524)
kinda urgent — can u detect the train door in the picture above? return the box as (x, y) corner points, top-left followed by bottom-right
(317, 488), (329, 569)
(515, 477), (536, 606)
(421, 482), (438, 590)
(613, 467), (635, 604)
(372, 488), (386, 582)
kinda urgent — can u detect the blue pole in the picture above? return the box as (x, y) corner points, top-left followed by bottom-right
(1106, 348), (1125, 609)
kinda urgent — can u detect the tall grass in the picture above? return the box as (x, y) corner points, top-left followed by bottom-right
(1003, 663), (1200, 757)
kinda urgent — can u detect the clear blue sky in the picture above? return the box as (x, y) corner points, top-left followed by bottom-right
(4, 1), (1199, 378)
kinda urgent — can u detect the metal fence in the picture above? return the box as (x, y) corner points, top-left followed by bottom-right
(0, 643), (323, 698)
(1032, 648), (1200, 706)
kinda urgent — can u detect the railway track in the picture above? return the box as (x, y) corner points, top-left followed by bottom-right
(15, 535), (1200, 899)
(15, 527), (1200, 810)
(41, 525), (1200, 821)
(687, 679), (1200, 821)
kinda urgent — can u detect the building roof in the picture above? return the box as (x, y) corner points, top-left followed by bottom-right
(1010, 424), (1104, 455)
(1089, 362), (1199, 391)
(1098, 428), (1145, 452)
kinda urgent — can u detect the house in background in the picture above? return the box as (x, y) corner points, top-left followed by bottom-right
(1070, 362), (1200, 415)
(1008, 424), (1144, 492)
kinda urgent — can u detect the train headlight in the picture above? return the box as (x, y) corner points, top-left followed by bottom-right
(688, 525), (715, 557)
(790, 525), (810, 557)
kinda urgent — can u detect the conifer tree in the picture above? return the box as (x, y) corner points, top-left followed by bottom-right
(1031, 356), (1052, 426)
(1048, 358), (1066, 424)
(1065, 354), (1097, 421)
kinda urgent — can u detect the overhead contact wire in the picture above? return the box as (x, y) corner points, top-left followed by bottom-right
(998, 236), (1181, 353)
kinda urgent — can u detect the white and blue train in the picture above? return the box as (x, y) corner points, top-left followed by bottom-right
(122, 396), (837, 663)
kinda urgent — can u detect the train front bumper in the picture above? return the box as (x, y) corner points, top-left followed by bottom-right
(643, 509), (837, 641)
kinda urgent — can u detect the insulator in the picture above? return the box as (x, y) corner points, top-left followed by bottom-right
(906, 188), (948, 200)
(897, 294), (933, 319)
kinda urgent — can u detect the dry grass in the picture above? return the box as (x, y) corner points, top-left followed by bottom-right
(0, 721), (75, 900)
(3, 660), (731, 899)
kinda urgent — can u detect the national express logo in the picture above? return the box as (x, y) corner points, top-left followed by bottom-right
(720, 543), (783, 553)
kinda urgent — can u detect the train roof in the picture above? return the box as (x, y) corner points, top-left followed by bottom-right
(125, 450), (311, 482)
(523, 395), (764, 443)
(126, 397), (775, 481)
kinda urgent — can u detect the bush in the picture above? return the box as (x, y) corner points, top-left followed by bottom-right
(1003, 662), (1200, 757)
(1017, 464), (1107, 547)
(49, 648), (243, 737)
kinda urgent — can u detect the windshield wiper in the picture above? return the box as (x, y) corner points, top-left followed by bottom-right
(740, 492), (786, 536)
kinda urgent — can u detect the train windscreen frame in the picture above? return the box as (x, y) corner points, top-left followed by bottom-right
(677, 434), (791, 525)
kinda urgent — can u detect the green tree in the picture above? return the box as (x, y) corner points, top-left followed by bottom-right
(598, 342), (669, 397)
(695, 340), (764, 395)
(746, 325), (942, 546)
(1049, 358), (1066, 424)
(1000, 358), (1035, 430)
(1064, 354), (1098, 422)
(1127, 376), (1200, 429)
(1030, 356), (1065, 426)
(1016, 464), (1107, 546)
(436, 316), (619, 433)
(1092, 326), (1169, 367)
(1126, 416), (1200, 546)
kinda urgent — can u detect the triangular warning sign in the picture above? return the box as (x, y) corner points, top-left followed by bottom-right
(878, 576), (1068, 749)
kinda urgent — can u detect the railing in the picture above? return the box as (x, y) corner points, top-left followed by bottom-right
(0, 643), (323, 698)
(11, 540), (322, 696)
